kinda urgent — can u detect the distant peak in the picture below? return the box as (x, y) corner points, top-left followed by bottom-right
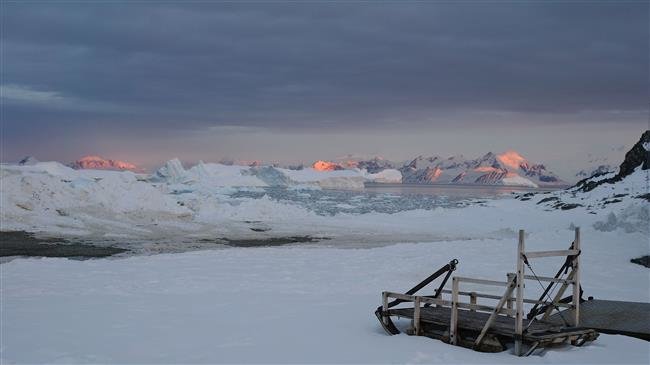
(496, 150), (528, 169)
(18, 156), (39, 165)
(70, 155), (140, 172)
(312, 160), (344, 171)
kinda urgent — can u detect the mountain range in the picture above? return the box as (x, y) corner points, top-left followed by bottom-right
(23, 150), (566, 188)
(312, 151), (566, 187)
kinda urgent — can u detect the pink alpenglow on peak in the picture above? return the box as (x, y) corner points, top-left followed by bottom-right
(312, 160), (344, 171)
(496, 150), (528, 170)
(69, 155), (142, 172)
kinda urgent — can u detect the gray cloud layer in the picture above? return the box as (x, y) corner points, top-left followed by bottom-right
(1, 1), (648, 163)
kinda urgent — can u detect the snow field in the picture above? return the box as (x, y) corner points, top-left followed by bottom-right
(1, 228), (649, 363)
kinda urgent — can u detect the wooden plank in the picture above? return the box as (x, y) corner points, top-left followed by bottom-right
(382, 291), (389, 326)
(506, 291), (514, 318)
(547, 299), (650, 340)
(457, 302), (516, 316)
(524, 249), (579, 259)
(438, 289), (571, 307)
(414, 296), (421, 335)
(475, 274), (516, 348)
(389, 306), (568, 338)
(454, 276), (510, 287)
(450, 277), (459, 345)
(384, 292), (416, 302)
(515, 229), (525, 356)
(419, 297), (451, 307)
(470, 292), (477, 312)
(384, 292), (450, 307)
(524, 275), (574, 284)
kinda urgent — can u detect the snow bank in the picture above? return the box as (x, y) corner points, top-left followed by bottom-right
(151, 160), (268, 187)
(2, 159), (647, 240)
(0, 163), (190, 234)
(502, 174), (538, 188)
(149, 159), (366, 190)
(275, 167), (365, 189)
(594, 202), (650, 234)
(361, 168), (403, 183)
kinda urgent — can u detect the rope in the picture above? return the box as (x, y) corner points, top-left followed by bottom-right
(522, 254), (571, 328)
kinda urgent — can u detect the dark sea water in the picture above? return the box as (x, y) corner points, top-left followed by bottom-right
(226, 184), (561, 216)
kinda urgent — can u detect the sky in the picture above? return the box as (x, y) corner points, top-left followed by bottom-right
(1, 1), (648, 178)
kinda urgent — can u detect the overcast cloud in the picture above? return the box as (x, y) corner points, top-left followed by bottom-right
(1, 1), (648, 173)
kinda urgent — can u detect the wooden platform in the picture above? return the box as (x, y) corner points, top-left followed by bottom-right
(549, 299), (650, 341)
(377, 229), (608, 356)
(389, 306), (595, 343)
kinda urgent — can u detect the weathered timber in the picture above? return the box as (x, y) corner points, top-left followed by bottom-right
(525, 249), (580, 259)
(376, 228), (610, 357)
(388, 306), (597, 350)
(548, 299), (650, 341)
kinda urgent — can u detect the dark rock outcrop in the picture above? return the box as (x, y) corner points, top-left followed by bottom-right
(575, 130), (649, 192)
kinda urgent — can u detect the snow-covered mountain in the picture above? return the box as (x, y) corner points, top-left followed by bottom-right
(312, 160), (345, 171)
(574, 130), (649, 194)
(574, 146), (630, 180)
(575, 165), (614, 179)
(355, 157), (397, 174)
(69, 155), (141, 172)
(18, 156), (39, 166)
(399, 151), (565, 188)
(311, 157), (397, 173)
(529, 130), (648, 220)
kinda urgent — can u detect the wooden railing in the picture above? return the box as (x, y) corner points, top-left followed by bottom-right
(381, 227), (582, 357)
(514, 227), (581, 356)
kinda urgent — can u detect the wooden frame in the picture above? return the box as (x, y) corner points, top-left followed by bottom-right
(379, 228), (584, 357)
(515, 227), (582, 355)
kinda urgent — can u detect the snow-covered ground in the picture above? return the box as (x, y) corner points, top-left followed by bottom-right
(2, 229), (649, 364)
(1, 160), (649, 363)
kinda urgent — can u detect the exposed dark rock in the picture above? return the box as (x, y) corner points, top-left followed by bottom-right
(18, 156), (39, 165)
(537, 196), (559, 204)
(575, 130), (649, 192)
(560, 203), (582, 210)
(356, 158), (395, 174)
(602, 199), (623, 205)
(630, 255), (650, 268)
(250, 227), (271, 232)
(636, 193), (650, 202)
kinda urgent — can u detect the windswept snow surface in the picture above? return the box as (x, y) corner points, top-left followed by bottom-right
(360, 168), (403, 183)
(2, 230), (649, 364)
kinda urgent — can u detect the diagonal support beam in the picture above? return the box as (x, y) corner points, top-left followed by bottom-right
(474, 273), (517, 349)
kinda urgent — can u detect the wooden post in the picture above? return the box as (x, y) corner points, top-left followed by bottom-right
(507, 298), (514, 318)
(414, 296), (421, 336)
(506, 273), (514, 318)
(515, 229), (525, 356)
(506, 273), (515, 317)
(572, 227), (581, 327)
(382, 291), (389, 326)
(469, 292), (477, 312)
(450, 277), (459, 345)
